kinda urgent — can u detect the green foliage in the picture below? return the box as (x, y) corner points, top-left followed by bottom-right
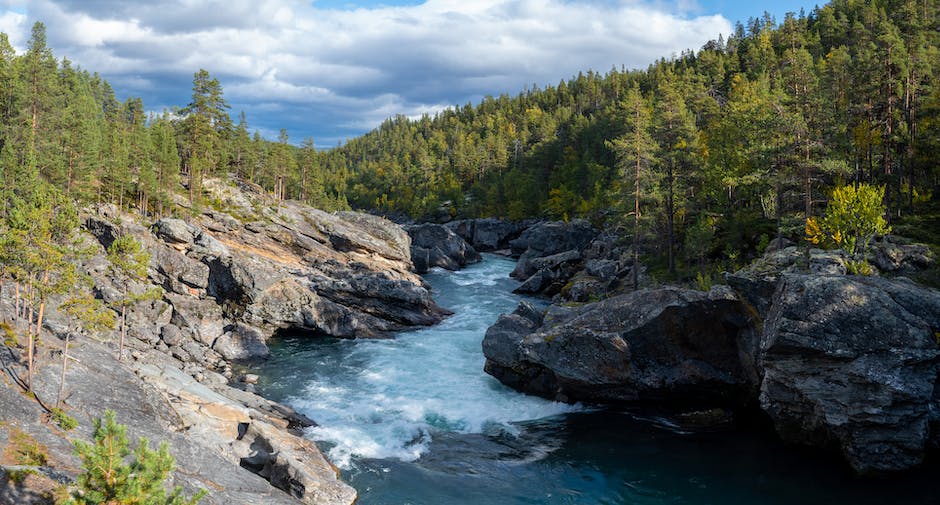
(106, 235), (149, 283)
(1, 321), (18, 347)
(50, 408), (78, 431)
(806, 183), (890, 255)
(60, 292), (116, 335)
(694, 271), (714, 292)
(6, 427), (48, 466)
(845, 259), (875, 276)
(63, 410), (206, 505)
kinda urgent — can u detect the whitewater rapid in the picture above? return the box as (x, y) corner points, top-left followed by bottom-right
(259, 255), (580, 468)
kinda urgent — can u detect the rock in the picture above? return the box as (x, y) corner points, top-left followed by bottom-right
(411, 246), (431, 274)
(484, 287), (760, 406)
(446, 218), (531, 251)
(193, 231), (231, 259)
(509, 219), (597, 259)
(6, 336), (313, 505)
(766, 236), (795, 253)
(512, 249), (582, 281)
(726, 246), (846, 318)
(154, 218), (199, 245)
(759, 274), (940, 475)
(234, 421), (357, 505)
(161, 324), (184, 346)
(514, 269), (553, 295)
(585, 259), (618, 281)
(166, 293), (226, 347)
(407, 223), (481, 271)
(870, 237), (935, 273)
(214, 324), (271, 361)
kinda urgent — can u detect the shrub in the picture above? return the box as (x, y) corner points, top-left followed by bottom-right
(62, 410), (206, 505)
(50, 408), (78, 431)
(845, 259), (875, 276)
(806, 183), (889, 256)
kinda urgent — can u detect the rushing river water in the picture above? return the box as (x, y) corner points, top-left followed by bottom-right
(257, 254), (940, 505)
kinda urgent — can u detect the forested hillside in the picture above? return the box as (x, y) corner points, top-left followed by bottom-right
(0, 22), (348, 217)
(324, 0), (940, 272)
(0, 0), (938, 281)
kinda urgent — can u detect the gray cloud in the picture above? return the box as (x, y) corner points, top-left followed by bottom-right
(1, 0), (730, 146)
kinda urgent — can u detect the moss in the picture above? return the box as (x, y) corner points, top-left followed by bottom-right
(1, 322), (18, 347)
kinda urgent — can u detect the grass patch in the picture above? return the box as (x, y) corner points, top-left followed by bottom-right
(4, 428), (48, 467)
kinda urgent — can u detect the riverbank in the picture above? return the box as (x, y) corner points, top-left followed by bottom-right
(256, 255), (940, 505)
(1, 177), (447, 505)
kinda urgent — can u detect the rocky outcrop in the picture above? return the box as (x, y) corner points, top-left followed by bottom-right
(0, 177), (458, 504)
(869, 236), (936, 273)
(406, 223), (481, 273)
(487, 240), (940, 475)
(0, 327), (352, 505)
(84, 180), (447, 350)
(445, 218), (533, 252)
(507, 222), (638, 301)
(483, 286), (760, 406)
(759, 274), (940, 475)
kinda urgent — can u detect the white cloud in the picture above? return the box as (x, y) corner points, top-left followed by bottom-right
(1, 0), (731, 142)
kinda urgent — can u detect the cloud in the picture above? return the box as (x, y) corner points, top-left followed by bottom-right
(2, 0), (731, 144)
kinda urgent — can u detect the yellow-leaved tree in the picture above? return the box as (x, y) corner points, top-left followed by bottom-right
(805, 183), (890, 256)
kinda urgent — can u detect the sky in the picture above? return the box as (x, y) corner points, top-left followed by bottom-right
(0, 0), (819, 147)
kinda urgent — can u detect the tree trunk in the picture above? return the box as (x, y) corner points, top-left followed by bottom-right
(119, 303), (126, 361)
(633, 148), (640, 291)
(667, 161), (675, 275)
(56, 332), (70, 408)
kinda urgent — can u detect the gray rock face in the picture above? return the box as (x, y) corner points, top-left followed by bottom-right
(759, 274), (940, 475)
(407, 223), (481, 273)
(509, 219), (597, 260)
(446, 218), (532, 252)
(483, 287), (760, 406)
(504, 220), (601, 299)
(153, 218), (199, 245)
(214, 324), (271, 361)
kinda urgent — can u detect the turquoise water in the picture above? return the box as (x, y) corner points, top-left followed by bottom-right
(257, 255), (940, 505)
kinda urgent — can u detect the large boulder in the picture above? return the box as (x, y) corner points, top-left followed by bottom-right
(509, 219), (597, 260)
(446, 218), (531, 252)
(407, 223), (481, 273)
(869, 236), (935, 273)
(483, 286), (760, 407)
(759, 274), (940, 475)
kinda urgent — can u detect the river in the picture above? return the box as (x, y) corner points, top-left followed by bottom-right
(256, 254), (939, 505)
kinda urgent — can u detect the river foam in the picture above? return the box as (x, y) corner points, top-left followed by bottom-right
(266, 255), (580, 469)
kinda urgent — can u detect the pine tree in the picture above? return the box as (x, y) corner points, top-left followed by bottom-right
(64, 410), (206, 505)
(106, 236), (158, 360)
(606, 85), (658, 290)
(179, 69), (231, 207)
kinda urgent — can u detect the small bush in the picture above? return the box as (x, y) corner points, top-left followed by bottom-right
(50, 408), (78, 431)
(695, 271), (713, 292)
(2, 322), (18, 347)
(846, 259), (875, 276)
